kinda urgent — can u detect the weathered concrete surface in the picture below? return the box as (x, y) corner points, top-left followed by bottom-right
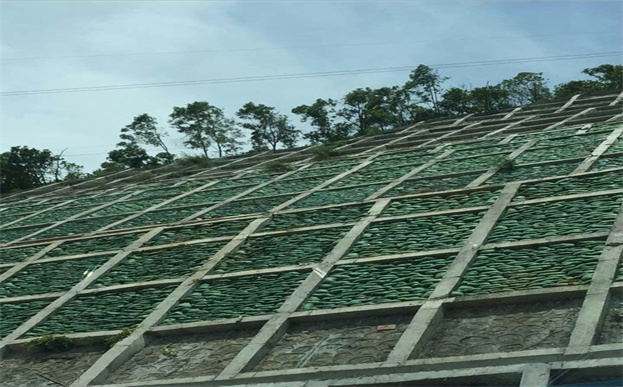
(0, 346), (106, 386)
(414, 298), (582, 359)
(106, 329), (255, 384)
(255, 314), (411, 371)
(597, 294), (623, 344)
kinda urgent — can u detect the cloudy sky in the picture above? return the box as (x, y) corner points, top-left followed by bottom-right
(1, 0), (621, 171)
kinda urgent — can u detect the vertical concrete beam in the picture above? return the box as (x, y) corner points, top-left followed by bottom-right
(482, 115), (536, 139)
(573, 125), (623, 174)
(386, 183), (521, 363)
(467, 141), (536, 187)
(0, 227), (164, 358)
(608, 90), (623, 106)
(520, 363), (550, 387)
(566, 205), (623, 356)
(554, 94), (581, 113)
(544, 107), (595, 131)
(216, 199), (391, 379)
(70, 217), (268, 386)
(502, 107), (522, 120)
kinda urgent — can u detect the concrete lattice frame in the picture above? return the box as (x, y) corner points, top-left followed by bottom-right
(0, 92), (622, 386)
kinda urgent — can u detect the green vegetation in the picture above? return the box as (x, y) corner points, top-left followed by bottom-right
(27, 335), (75, 352)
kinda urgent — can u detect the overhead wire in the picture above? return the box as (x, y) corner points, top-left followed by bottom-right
(2, 51), (622, 96)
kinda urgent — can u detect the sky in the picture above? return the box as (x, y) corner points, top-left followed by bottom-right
(1, 0), (622, 172)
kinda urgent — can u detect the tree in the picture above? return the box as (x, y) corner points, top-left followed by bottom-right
(101, 143), (153, 170)
(439, 87), (473, 115)
(122, 114), (172, 157)
(338, 88), (372, 135)
(500, 72), (551, 106)
(404, 64), (448, 112)
(0, 146), (83, 193)
(553, 64), (623, 99)
(469, 85), (512, 114)
(582, 64), (623, 90)
(237, 102), (299, 151)
(169, 102), (243, 158)
(292, 98), (350, 144)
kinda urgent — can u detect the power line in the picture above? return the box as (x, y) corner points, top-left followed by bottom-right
(2, 51), (622, 97)
(2, 31), (619, 63)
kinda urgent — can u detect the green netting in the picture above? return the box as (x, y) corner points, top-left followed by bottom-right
(1, 299), (51, 338)
(25, 285), (176, 336)
(14, 205), (94, 226)
(488, 161), (578, 184)
(331, 163), (418, 188)
(247, 176), (330, 198)
(382, 172), (481, 198)
(113, 205), (209, 230)
(447, 139), (502, 150)
(536, 130), (610, 148)
(93, 241), (226, 287)
(263, 204), (371, 231)
(286, 163), (357, 179)
(214, 227), (349, 273)
(420, 154), (508, 177)
(487, 194), (623, 243)
(514, 170), (623, 202)
(162, 185), (252, 208)
(86, 196), (174, 217)
(453, 239), (605, 296)
(591, 155), (623, 171)
(605, 137), (623, 154)
(448, 144), (519, 159)
(0, 244), (46, 264)
(0, 225), (49, 244)
(1, 203), (56, 217)
(516, 142), (600, 164)
(31, 215), (128, 240)
(161, 270), (308, 324)
(291, 184), (383, 209)
(0, 255), (110, 297)
(45, 233), (140, 257)
(372, 152), (434, 168)
(345, 211), (484, 258)
(132, 186), (197, 200)
(300, 256), (454, 310)
(146, 220), (249, 246)
(382, 189), (500, 217)
(307, 158), (363, 170)
(206, 194), (295, 218)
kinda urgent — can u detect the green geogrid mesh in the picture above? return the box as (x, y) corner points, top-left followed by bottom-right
(247, 176), (330, 198)
(206, 194), (296, 218)
(330, 163), (418, 188)
(113, 205), (212, 230)
(93, 241), (226, 287)
(145, 220), (249, 246)
(14, 205), (94, 226)
(161, 270), (308, 324)
(0, 245), (46, 264)
(85, 196), (174, 217)
(420, 154), (508, 177)
(291, 184), (383, 209)
(300, 256), (454, 310)
(162, 185), (252, 208)
(0, 224), (48, 244)
(45, 233), (140, 257)
(213, 227), (349, 273)
(454, 239), (606, 296)
(30, 215), (129, 240)
(382, 189), (500, 216)
(263, 204), (371, 231)
(591, 155), (623, 171)
(488, 161), (578, 184)
(605, 137), (623, 154)
(487, 194), (623, 243)
(25, 285), (176, 336)
(516, 142), (600, 164)
(382, 172), (481, 198)
(0, 254), (110, 297)
(514, 170), (623, 202)
(345, 211), (484, 258)
(1, 299), (51, 338)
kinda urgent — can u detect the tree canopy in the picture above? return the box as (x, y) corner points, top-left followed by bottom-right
(237, 102), (299, 151)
